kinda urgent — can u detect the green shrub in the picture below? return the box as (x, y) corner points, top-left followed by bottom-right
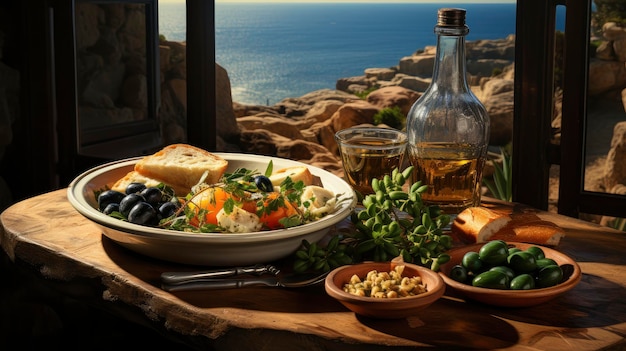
(354, 86), (379, 100)
(592, 0), (626, 33)
(483, 146), (512, 202)
(373, 106), (405, 130)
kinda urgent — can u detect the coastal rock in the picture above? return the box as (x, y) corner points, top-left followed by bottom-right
(467, 59), (512, 78)
(365, 67), (397, 81)
(330, 100), (379, 133)
(385, 74), (431, 93)
(483, 90), (515, 146)
(238, 128), (343, 175)
(588, 60), (626, 96)
(595, 40), (616, 61)
(303, 99), (344, 124)
(603, 22), (626, 62)
(155, 34), (625, 219)
(237, 115), (306, 141)
(479, 76), (514, 100)
(466, 35), (516, 60)
(398, 54), (435, 77)
(365, 86), (421, 116)
(604, 121), (626, 190)
(216, 64), (241, 143)
(602, 22), (626, 41)
(275, 89), (358, 117)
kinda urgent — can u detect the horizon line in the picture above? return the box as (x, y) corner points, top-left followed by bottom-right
(160, 1), (516, 3)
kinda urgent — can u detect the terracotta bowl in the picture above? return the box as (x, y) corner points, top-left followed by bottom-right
(325, 262), (445, 319)
(439, 242), (582, 307)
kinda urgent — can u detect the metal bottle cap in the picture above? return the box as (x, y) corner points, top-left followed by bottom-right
(437, 8), (466, 27)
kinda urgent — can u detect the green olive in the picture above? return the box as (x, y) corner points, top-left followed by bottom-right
(472, 270), (509, 289)
(490, 265), (516, 281)
(462, 251), (483, 272)
(526, 246), (546, 260)
(535, 265), (564, 288)
(535, 257), (558, 269)
(479, 240), (509, 266)
(510, 273), (536, 290)
(507, 251), (538, 273)
(449, 264), (468, 283)
(507, 247), (522, 255)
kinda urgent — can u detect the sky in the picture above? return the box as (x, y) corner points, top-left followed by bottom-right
(161, 0), (515, 3)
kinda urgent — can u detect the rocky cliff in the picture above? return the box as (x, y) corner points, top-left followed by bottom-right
(157, 29), (626, 225)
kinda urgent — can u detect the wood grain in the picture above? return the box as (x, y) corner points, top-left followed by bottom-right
(2, 189), (626, 350)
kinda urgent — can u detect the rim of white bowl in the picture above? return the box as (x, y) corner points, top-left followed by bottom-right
(67, 153), (357, 244)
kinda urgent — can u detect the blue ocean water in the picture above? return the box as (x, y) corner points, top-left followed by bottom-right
(159, 3), (521, 105)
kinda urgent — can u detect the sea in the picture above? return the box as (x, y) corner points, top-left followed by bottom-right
(158, 2), (548, 105)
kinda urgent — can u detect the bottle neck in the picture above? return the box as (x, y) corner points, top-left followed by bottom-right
(431, 26), (469, 92)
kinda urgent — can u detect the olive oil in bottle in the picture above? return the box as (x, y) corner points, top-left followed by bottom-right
(406, 8), (490, 215)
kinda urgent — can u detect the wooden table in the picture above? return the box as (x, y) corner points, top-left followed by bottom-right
(2, 189), (626, 350)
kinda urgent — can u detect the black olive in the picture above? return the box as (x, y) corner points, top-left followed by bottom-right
(98, 190), (125, 211)
(141, 187), (163, 205)
(254, 175), (274, 193)
(119, 193), (145, 218)
(128, 202), (158, 225)
(125, 182), (147, 195)
(102, 203), (120, 216)
(158, 201), (180, 218)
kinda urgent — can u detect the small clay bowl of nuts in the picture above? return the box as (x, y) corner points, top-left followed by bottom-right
(324, 261), (445, 319)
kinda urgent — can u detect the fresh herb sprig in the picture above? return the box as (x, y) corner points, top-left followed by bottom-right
(293, 166), (452, 273)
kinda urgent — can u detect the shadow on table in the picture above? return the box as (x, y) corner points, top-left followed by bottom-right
(102, 235), (626, 330)
(356, 297), (519, 350)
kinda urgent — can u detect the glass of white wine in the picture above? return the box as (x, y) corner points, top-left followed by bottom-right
(335, 127), (407, 196)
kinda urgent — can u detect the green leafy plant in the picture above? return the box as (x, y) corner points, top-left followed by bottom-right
(353, 86), (379, 99)
(293, 167), (452, 273)
(373, 106), (406, 130)
(483, 147), (512, 202)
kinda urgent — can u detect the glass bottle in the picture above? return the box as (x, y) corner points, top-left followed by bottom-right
(405, 8), (490, 215)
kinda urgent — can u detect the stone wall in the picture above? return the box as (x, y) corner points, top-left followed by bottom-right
(75, 3), (152, 130)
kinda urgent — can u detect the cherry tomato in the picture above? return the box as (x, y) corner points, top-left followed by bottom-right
(188, 187), (232, 226)
(255, 192), (298, 230)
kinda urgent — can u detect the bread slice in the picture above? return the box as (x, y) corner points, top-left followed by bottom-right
(451, 207), (512, 243)
(111, 170), (189, 196)
(269, 166), (315, 186)
(134, 144), (228, 194)
(451, 206), (566, 246)
(490, 220), (565, 246)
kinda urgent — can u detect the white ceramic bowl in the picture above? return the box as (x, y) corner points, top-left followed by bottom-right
(67, 153), (356, 266)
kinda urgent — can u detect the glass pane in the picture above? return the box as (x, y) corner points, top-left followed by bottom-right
(75, 1), (161, 157)
(157, 1), (188, 145)
(584, 1), (626, 199)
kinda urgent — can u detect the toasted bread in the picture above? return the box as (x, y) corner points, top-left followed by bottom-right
(490, 219), (565, 246)
(134, 144), (228, 194)
(451, 207), (512, 243)
(451, 206), (565, 246)
(269, 166), (315, 186)
(111, 170), (189, 196)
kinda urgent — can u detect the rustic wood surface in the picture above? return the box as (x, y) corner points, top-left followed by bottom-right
(1, 189), (626, 350)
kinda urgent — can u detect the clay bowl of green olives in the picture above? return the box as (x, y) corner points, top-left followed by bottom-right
(439, 241), (581, 307)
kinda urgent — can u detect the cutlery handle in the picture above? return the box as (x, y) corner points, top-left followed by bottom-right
(162, 278), (278, 291)
(161, 264), (279, 285)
